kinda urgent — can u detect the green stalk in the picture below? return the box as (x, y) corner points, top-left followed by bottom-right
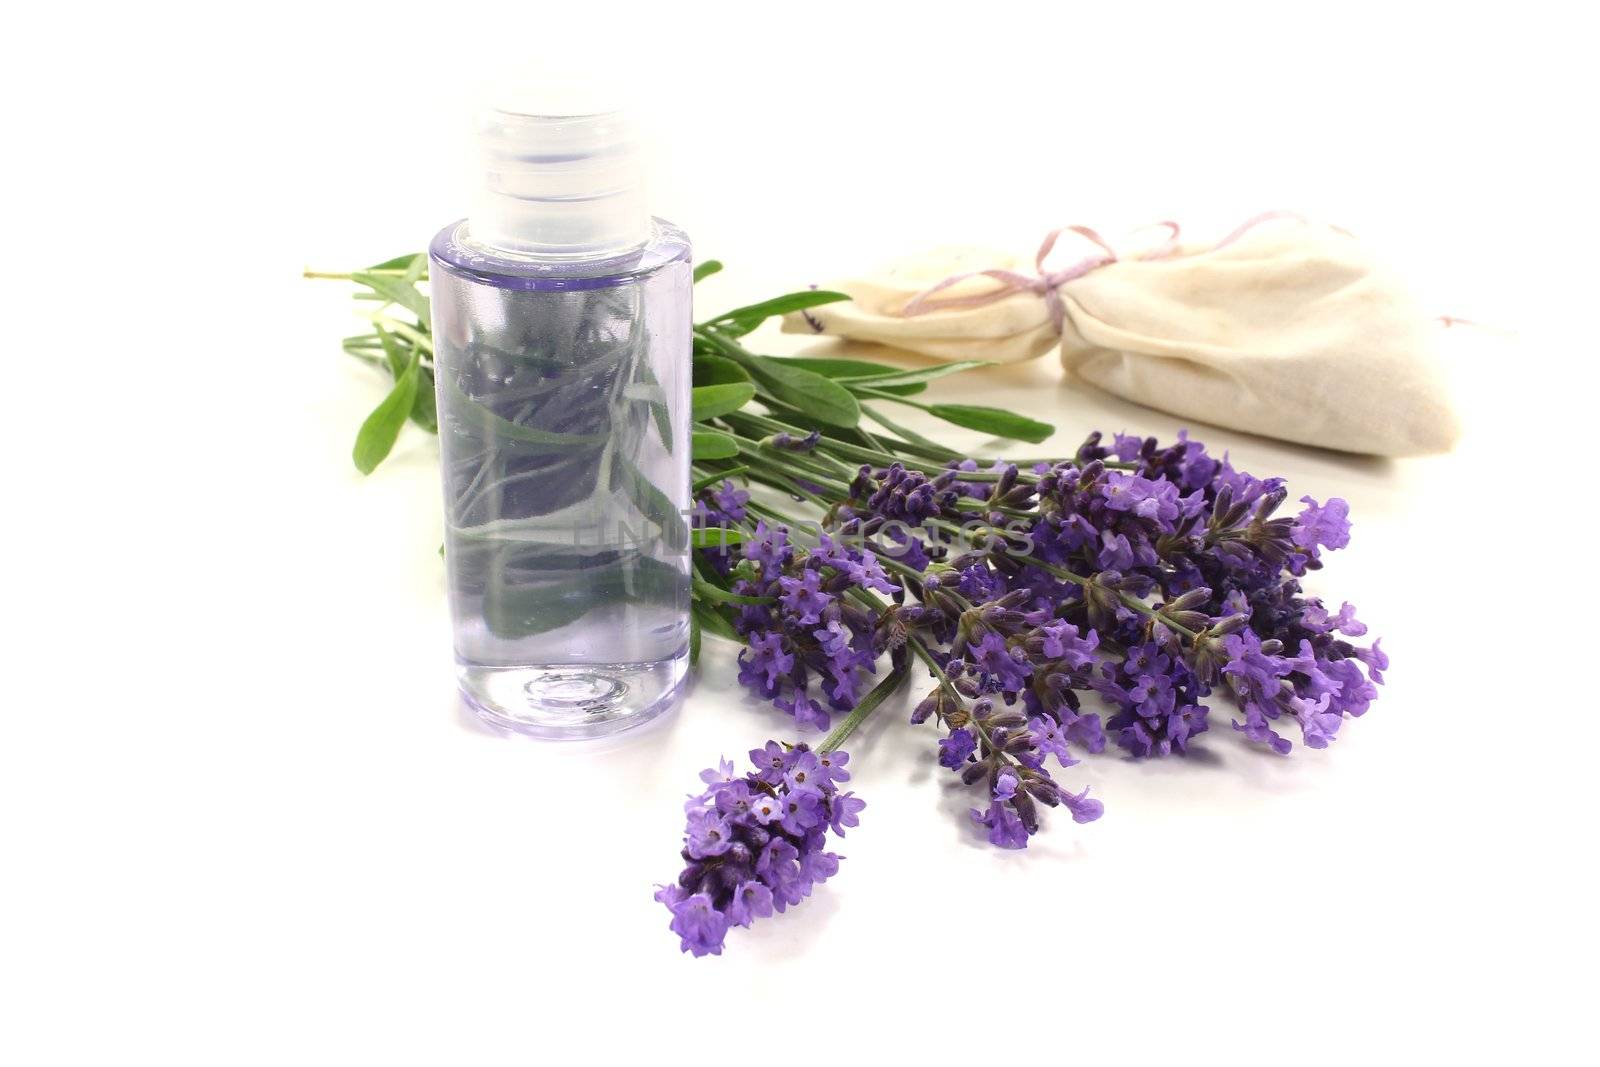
(951, 498), (1035, 519)
(692, 464), (749, 492)
(905, 637), (961, 699)
(734, 444), (853, 498)
(691, 573), (774, 606)
(1030, 560), (1200, 640)
(741, 461), (834, 510)
(363, 314), (433, 352)
(819, 660), (910, 753)
(743, 497), (808, 528)
(720, 411), (894, 466)
(723, 410), (1055, 482)
(303, 268), (427, 281)
(858, 403), (963, 460)
(738, 435), (856, 484)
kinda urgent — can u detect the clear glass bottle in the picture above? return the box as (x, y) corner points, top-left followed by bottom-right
(428, 101), (691, 738)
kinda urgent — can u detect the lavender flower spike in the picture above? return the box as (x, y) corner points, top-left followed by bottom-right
(657, 742), (862, 956)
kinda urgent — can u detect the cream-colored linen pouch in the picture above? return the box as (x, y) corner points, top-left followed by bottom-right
(781, 215), (1459, 456)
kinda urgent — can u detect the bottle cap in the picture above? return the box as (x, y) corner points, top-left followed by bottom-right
(469, 85), (648, 256)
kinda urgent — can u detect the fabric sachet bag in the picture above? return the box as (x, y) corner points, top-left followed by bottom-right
(782, 214), (1459, 456)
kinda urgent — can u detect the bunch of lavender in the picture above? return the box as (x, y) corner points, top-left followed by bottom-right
(671, 415), (1386, 952)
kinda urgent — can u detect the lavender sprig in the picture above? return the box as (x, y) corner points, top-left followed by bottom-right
(656, 741), (864, 956)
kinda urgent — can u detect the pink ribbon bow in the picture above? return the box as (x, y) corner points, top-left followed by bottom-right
(896, 212), (1308, 333)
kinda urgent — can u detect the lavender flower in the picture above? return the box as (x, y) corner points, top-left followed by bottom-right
(937, 727), (976, 768)
(657, 742), (862, 956)
(692, 479), (750, 527)
(728, 525), (894, 726)
(1292, 495), (1352, 551)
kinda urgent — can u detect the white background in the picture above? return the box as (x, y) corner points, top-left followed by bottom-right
(3, 3), (1595, 1064)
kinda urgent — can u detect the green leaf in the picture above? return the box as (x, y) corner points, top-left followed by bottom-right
(691, 382), (756, 422)
(691, 600), (740, 643)
(478, 548), (685, 640)
(695, 330), (860, 427)
(367, 253), (425, 271)
(689, 610), (702, 665)
(693, 259), (723, 283)
(485, 571), (599, 639)
(926, 404), (1055, 444)
(843, 360), (990, 389)
(860, 404), (961, 460)
(636, 363), (673, 454)
(441, 375), (609, 448)
(352, 349), (421, 474)
(352, 270), (430, 322)
(764, 356), (901, 378)
(357, 327), (436, 433)
(692, 573), (774, 607)
(400, 253), (428, 284)
(375, 324), (408, 378)
(704, 290), (851, 337)
(691, 464), (747, 491)
(611, 452), (688, 549)
(410, 366), (439, 433)
(765, 356), (928, 396)
(692, 354), (751, 386)
(747, 357), (861, 427)
(690, 527), (747, 548)
(692, 430), (740, 460)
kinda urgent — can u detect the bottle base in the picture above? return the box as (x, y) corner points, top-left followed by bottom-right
(458, 654), (687, 739)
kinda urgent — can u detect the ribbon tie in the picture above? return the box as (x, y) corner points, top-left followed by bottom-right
(896, 212), (1305, 333)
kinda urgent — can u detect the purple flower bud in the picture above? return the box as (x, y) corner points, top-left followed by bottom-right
(938, 727), (977, 768)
